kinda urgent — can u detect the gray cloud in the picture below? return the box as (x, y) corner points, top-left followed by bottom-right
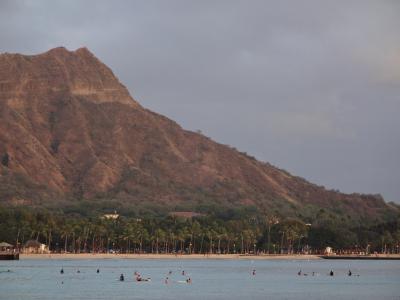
(1, 0), (399, 202)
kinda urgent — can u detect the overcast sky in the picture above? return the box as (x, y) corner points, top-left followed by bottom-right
(1, 0), (399, 203)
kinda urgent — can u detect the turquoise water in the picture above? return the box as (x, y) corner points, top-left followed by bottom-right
(0, 259), (399, 299)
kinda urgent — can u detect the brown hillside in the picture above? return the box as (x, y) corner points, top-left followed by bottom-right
(0, 47), (394, 219)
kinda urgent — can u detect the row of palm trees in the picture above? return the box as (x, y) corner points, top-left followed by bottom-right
(8, 213), (311, 255)
(3, 208), (399, 254)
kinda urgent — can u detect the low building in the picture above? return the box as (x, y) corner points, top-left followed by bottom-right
(102, 211), (119, 220)
(23, 240), (49, 254)
(0, 242), (14, 252)
(169, 211), (204, 218)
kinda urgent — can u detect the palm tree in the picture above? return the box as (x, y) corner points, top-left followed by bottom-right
(60, 222), (73, 253)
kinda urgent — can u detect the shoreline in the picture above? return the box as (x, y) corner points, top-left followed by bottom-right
(20, 253), (321, 260)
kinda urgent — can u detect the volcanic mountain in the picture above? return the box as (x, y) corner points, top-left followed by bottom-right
(0, 47), (396, 219)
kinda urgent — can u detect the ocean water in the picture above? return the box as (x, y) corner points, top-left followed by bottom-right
(0, 258), (399, 300)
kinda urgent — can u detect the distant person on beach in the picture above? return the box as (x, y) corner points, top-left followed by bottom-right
(329, 270), (334, 276)
(120, 274), (124, 281)
(348, 270), (352, 276)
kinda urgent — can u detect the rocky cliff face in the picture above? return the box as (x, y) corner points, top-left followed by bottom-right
(0, 47), (394, 219)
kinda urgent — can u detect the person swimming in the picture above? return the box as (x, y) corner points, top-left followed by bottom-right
(136, 275), (151, 282)
(77, 269), (80, 273)
(165, 277), (169, 284)
(252, 269), (256, 276)
(60, 268), (64, 274)
(186, 277), (192, 284)
(182, 270), (185, 276)
(298, 270), (302, 276)
(120, 274), (125, 281)
(348, 270), (352, 276)
(97, 268), (100, 273)
(329, 270), (334, 276)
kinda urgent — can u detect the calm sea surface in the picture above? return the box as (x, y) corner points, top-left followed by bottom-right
(0, 258), (399, 300)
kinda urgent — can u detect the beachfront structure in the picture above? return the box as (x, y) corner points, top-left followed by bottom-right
(102, 211), (119, 220)
(0, 242), (14, 252)
(23, 240), (49, 254)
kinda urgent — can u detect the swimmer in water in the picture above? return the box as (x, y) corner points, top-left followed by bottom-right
(182, 270), (185, 276)
(120, 274), (124, 281)
(165, 277), (169, 284)
(97, 269), (100, 273)
(77, 269), (80, 273)
(348, 270), (352, 276)
(329, 270), (334, 276)
(60, 268), (64, 274)
(186, 277), (192, 284)
(298, 270), (302, 276)
(252, 269), (256, 276)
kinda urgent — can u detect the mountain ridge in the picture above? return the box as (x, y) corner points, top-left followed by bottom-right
(0, 47), (396, 220)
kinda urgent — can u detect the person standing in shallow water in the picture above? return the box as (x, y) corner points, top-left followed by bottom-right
(348, 270), (352, 276)
(329, 270), (334, 276)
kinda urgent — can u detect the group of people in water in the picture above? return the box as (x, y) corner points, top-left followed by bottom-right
(60, 267), (191, 284)
(118, 269), (191, 284)
(58, 266), (359, 285)
(297, 269), (358, 277)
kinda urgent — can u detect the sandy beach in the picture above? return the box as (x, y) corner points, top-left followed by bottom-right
(20, 253), (321, 260)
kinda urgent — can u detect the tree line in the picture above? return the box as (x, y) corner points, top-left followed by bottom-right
(0, 206), (399, 255)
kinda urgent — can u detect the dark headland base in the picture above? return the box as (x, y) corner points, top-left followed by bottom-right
(319, 255), (400, 260)
(0, 253), (19, 260)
